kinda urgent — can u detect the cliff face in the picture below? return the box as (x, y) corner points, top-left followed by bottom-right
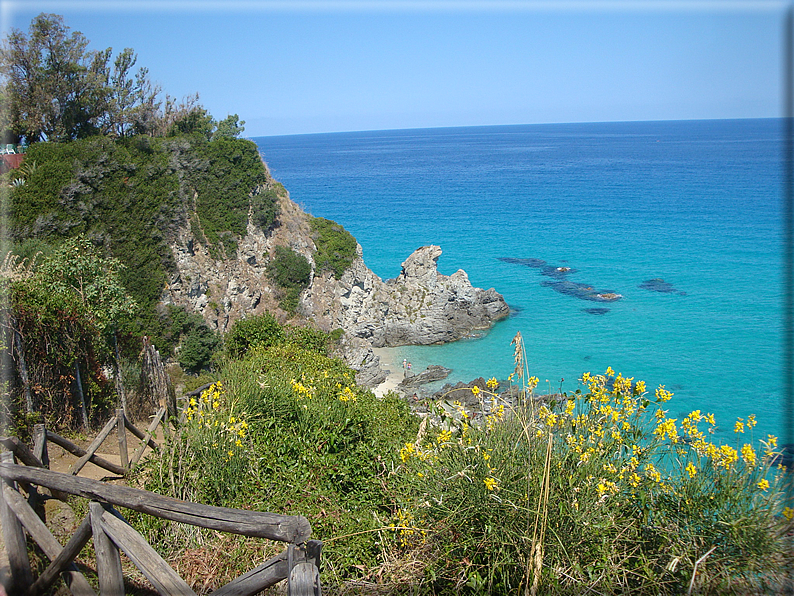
(162, 175), (509, 385)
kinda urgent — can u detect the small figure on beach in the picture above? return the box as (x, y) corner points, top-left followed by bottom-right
(408, 362), (412, 376)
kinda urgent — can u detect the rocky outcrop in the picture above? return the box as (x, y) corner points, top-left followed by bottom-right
(161, 166), (509, 386)
(303, 245), (509, 347)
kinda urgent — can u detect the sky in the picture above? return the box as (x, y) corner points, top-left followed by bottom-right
(0, 0), (789, 137)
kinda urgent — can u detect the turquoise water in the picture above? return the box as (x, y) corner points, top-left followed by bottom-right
(254, 119), (785, 441)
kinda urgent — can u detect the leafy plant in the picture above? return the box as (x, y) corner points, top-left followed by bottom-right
(267, 245), (311, 312)
(310, 217), (357, 280)
(223, 312), (284, 358)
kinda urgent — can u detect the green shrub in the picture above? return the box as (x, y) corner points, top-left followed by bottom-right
(390, 346), (792, 594)
(178, 322), (220, 374)
(224, 312), (284, 357)
(310, 217), (357, 279)
(140, 343), (418, 581)
(267, 245), (311, 312)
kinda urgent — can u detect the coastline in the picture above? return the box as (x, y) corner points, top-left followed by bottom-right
(371, 347), (405, 398)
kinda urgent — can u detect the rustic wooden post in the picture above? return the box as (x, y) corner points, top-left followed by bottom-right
(116, 409), (128, 471)
(33, 423), (49, 469)
(0, 451), (33, 592)
(113, 330), (127, 415)
(12, 324), (34, 414)
(90, 500), (125, 596)
(74, 360), (89, 429)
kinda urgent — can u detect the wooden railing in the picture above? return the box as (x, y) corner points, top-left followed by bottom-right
(0, 442), (322, 595)
(0, 408), (167, 480)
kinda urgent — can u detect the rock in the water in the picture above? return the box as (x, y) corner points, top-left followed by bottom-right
(639, 278), (686, 296)
(305, 245), (510, 347)
(399, 365), (452, 388)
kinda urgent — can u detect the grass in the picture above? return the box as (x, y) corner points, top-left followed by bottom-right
(128, 327), (792, 595)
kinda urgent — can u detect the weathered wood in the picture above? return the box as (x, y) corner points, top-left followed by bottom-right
(113, 330), (127, 414)
(74, 359), (89, 429)
(0, 435), (44, 468)
(27, 514), (94, 596)
(70, 416), (120, 476)
(0, 463), (312, 543)
(13, 325), (34, 414)
(90, 501), (125, 596)
(2, 484), (96, 596)
(116, 409), (129, 471)
(290, 562), (321, 596)
(306, 540), (323, 570)
(0, 452), (34, 592)
(129, 406), (165, 468)
(46, 430), (127, 477)
(99, 506), (197, 596)
(33, 424), (49, 469)
(125, 410), (160, 451)
(210, 548), (295, 596)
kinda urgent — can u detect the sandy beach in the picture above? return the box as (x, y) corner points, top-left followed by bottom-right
(371, 346), (406, 397)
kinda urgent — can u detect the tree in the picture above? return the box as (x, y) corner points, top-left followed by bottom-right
(0, 14), (101, 142)
(213, 113), (245, 140)
(0, 13), (163, 143)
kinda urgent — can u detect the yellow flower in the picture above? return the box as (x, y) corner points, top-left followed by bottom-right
(685, 462), (697, 478)
(783, 506), (794, 521)
(655, 385), (673, 403)
(757, 479), (770, 491)
(734, 419), (745, 434)
(484, 477), (498, 491)
(605, 366), (615, 377)
(741, 443), (757, 467)
(767, 434), (778, 448)
(486, 377), (499, 390)
(471, 385), (481, 396)
(227, 450), (234, 458)
(747, 414), (757, 428)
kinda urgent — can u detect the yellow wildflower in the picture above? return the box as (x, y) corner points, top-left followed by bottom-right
(484, 477), (498, 491)
(734, 418), (745, 434)
(757, 479), (769, 491)
(783, 506), (794, 521)
(471, 385), (481, 396)
(685, 462), (697, 478)
(741, 443), (757, 467)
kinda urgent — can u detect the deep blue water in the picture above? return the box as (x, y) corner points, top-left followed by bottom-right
(253, 119), (785, 441)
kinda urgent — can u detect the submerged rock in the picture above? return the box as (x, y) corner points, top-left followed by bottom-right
(639, 278), (686, 296)
(541, 280), (623, 302)
(583, 307), (610, 315)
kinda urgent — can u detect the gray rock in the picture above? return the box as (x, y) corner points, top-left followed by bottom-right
(399, 365), (452, 388)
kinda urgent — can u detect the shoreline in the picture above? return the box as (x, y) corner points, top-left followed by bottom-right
(371, 347), (406, 398)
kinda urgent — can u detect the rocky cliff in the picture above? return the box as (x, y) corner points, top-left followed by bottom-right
(162, 170), (509, 385)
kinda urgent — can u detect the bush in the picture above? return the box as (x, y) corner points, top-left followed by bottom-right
(390, 339), (793, 594)
(224, 312), (284, 357)
(267, 245), (311, 312)
(178, 323), (220, 374)
(140, 343), (418, 585)
(310, 217), (357, 279)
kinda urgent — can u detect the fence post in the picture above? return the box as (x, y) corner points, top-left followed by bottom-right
(89, 500), (124, 596)
(0, 451), (33, 592)
(33, 423), (49, 469)
(116, 409), (128, 471)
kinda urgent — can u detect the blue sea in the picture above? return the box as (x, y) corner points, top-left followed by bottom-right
(253, 119), (785, 442)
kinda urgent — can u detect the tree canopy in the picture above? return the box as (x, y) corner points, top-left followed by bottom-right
(0, 13), (247, 145)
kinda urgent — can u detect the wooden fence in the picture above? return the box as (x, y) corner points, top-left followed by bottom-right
(0, 453), (322, 595)
(0, 407), (167, 480)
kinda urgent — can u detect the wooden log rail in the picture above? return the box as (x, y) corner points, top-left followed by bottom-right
(0, 459), (322, 596)
(0, 407), (168, 480)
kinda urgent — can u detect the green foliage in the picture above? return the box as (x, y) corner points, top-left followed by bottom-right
(392, 364), (793, 594)
(0, 13), (160, 142)
(224, 312), (284, 358)
(141, 343), (418, 580)
(267, 245), (311, 312)
(284, 324), (334, 355)
(4, 235), (136, 428)
(212, 113), (245, 140)
(9, 133), (277, 347)
(310, 217), (357, 279)
(185, 136), (269, 259)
